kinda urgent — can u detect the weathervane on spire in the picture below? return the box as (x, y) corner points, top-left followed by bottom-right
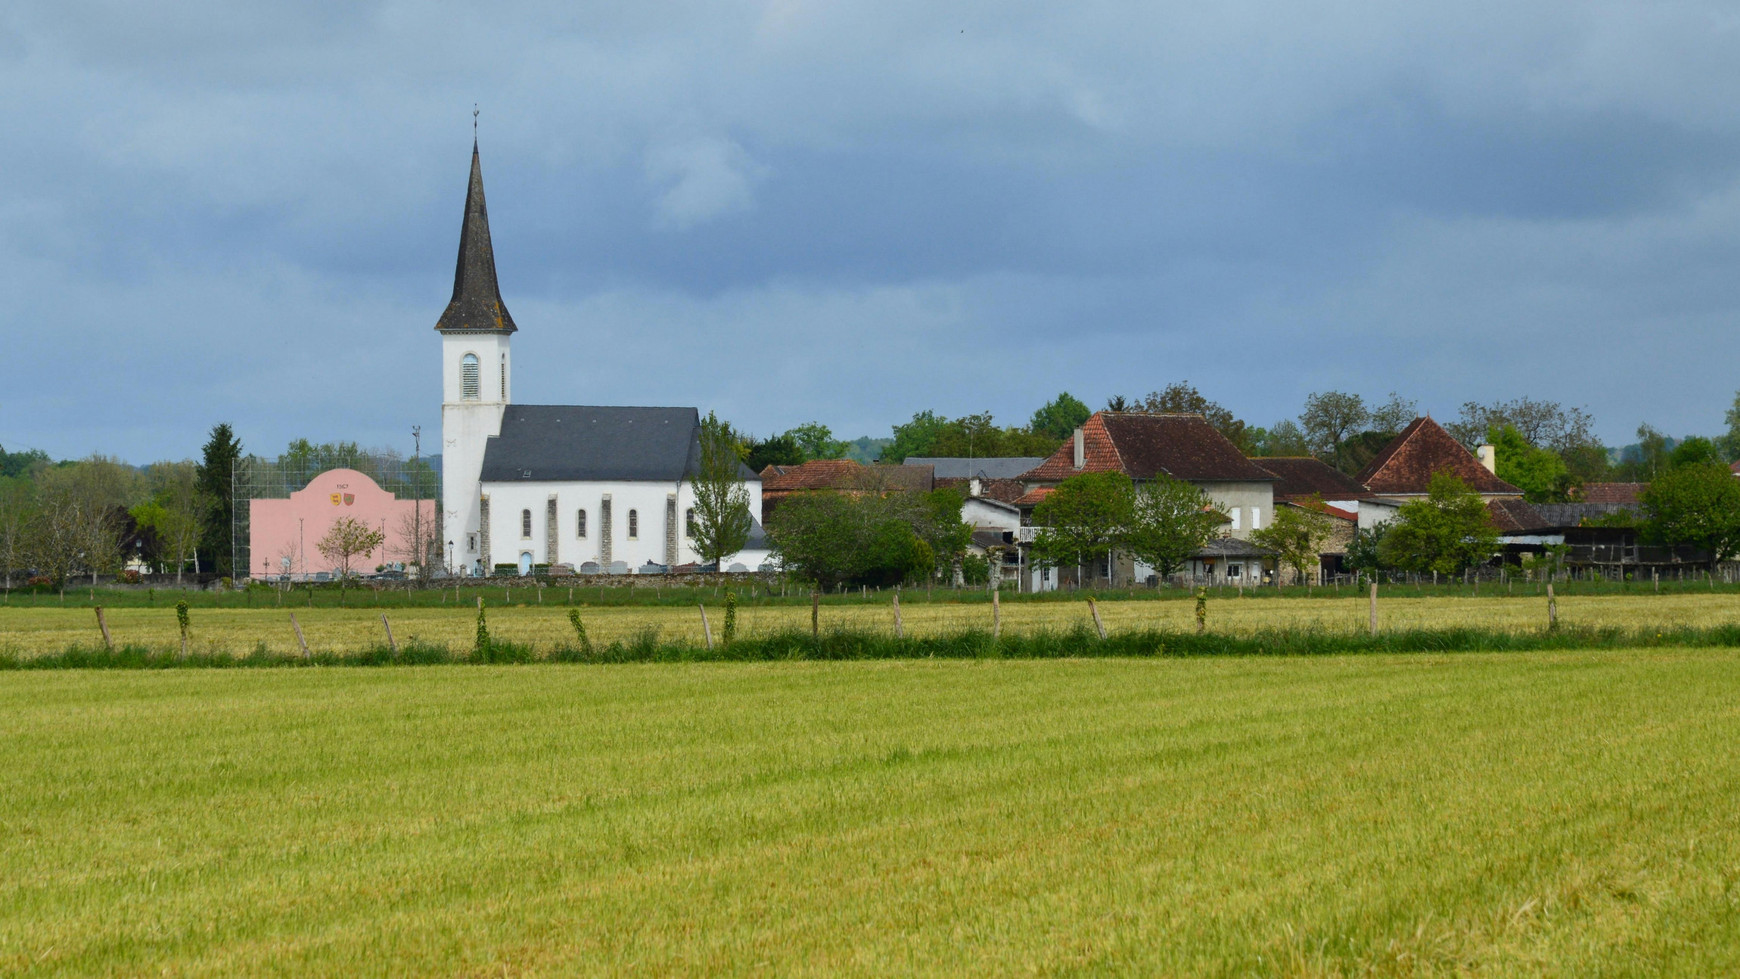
(473, 104), (479, 139)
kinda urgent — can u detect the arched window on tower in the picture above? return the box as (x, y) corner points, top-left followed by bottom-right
(461, 354), (480, 401)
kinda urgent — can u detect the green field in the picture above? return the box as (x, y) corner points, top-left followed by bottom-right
(6, 590), (1740, 657)
(5, 653), (1739, 975)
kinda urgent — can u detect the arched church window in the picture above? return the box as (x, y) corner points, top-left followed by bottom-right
(461, 354), (480, 400)
(628, 509), (639, 539)
(576, 509), (587, 538)
(521, 509), (532, 538)
(685, 508), (696, 537)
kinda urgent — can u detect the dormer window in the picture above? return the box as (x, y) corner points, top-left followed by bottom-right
(461, 354), (480, 400)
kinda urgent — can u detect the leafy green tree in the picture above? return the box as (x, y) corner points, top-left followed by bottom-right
(1669, 436), (1724, 470)
(767, 492), (931, 589)
(1640, 463), (1740, 571)
(1331, 430), (1399, 477)
(1377, 472), (1499, 576)
(131, 460), (206, 584)
(1300, 391), (1369, 470)
(1488, 424), (1573, 503)
(316, 515), (385, 580)
(1124, 474), (1225, 578)
(1030, 472), (1135, 585)
(1615, 424), (1673, 481)
(692, 411), (754, 572)
(745, 433), (804, 471)
(1367, 392), (1419, 438)
(1249, 420), (1311, 457)
(883, 410), (951, 463)
(1722, 391), (1740, 462)
(0, 476), (38, 588)
(1344, 524), (1389, 577)
(914, 487), (973, 581)
(31, 457), (139, 587)
(196, 424), (243, 576)
(1251, 497), (1337, 585)
(1029, 392), (1091, 441)
(0, 446), (51, 479)
(784, 422), (851, 461)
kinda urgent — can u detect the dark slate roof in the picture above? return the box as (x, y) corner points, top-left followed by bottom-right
(906, 457), (1047, 480)
(1532, 502), (1641, 528)
(1356, 417), (1520, 496)
(435, 142), (517, 334)
(480, 405), (756, 482)
(1021, 413), (1276, 483)
(1255, 456), (1374, 501)
(1193, 537), (1274, 559)
(1486, 499), (1552, 534)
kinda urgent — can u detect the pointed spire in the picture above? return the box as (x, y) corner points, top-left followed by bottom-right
(435, 141), (517, 334)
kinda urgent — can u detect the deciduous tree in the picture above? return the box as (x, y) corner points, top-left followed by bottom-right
(1377, 472), (1499, 576)
(316, 516), (385, 580)
(1251, 497), (1336, 585)
(131, 460), (205, 584)
(1641, 463), (1740, 572)
(692, 411), (754, 572)
(1030, 472), (1135, 585)
(1029, 392), (1091, 441)
(1124, 474), (1225, 579)
(1488, 425), (1573, 503)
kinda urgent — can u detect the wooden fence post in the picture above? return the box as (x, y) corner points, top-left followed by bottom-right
(892, 589), (903, 639)
(992, 586), (1002, 639)
(1547, 583), (1558, 631)
(1087, 598), (1106, 640)
(699, 604), (714, 651)
(811, 589), (820, 638)
(94, 606), (113, 652)
(1368, 582), (1378, 637)
(380, 613), (397, 655)
(290, 613), (311, 659)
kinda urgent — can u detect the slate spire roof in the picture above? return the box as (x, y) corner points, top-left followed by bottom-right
(435, 141), (517, 334)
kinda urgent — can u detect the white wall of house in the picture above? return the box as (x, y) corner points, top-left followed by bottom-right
(477, 477), (765, 573)
(962, 498), (1021, 532)
(1188, 480), (1275, 540)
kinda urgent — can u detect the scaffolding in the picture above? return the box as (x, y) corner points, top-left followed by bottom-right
(232, 454), (441, 580)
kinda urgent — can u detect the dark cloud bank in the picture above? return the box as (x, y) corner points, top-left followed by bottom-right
(5, 1), (1740, 461)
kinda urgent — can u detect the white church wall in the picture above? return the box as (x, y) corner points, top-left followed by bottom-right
(480, 477), (765, 573)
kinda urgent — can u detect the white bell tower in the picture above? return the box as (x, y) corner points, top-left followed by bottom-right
(437, 140), (517, 575)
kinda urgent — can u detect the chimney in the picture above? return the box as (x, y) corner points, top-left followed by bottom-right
(1477, 444), (1497, 474)
(969, 477), (982, 497)
(1073, 427), (1085, 469)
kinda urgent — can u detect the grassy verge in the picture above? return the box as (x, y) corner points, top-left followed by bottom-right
(6, 622), (1740, 669)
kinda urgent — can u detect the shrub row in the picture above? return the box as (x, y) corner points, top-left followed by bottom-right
(4, 624), (1739, 670)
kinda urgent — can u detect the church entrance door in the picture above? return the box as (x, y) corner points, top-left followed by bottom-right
(518, 551), (533, 576)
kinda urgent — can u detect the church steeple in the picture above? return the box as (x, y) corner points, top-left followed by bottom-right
(435, 141), (517, 334)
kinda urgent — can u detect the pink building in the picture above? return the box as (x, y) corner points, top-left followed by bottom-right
(249, 468), (438, 579)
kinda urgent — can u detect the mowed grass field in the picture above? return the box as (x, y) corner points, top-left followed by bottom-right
(3, 590), (1738, 656)
(5, 652), (1740, 975)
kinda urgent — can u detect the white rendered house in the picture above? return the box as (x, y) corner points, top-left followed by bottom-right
(436, 142), (766, 575)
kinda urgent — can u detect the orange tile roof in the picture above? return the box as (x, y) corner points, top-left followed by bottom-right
(1356, 417), (1520, 496)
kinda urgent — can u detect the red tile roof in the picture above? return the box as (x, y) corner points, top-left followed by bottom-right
(1288, 498), (1357, 522)
(1574, 482), (1646, 504)
(1015, 487), (1055, 507)
(760, 461), (935, 494)
(1256, 456), (1373, 501)
(934, 477), (1027, 504)
(1356, 417), (1521, 496)
(1020, 413), (1276, 483)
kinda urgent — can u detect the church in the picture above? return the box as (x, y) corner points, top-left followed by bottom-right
(437, 142), (768, 576)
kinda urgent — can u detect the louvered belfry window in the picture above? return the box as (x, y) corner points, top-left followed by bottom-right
(461, 354), (480, 400)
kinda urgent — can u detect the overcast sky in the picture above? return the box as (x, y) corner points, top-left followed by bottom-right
(6, 1), (1740, 463)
